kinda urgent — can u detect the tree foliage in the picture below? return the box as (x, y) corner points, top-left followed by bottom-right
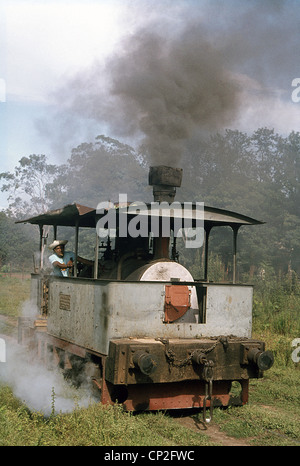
(0, 154), (60, 217)
(0, 212), (38, 270)
(182, 128), (300, 275)
(47, 135), (148, 209)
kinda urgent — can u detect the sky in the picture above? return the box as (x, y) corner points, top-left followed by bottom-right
(0, 0), (300, 208)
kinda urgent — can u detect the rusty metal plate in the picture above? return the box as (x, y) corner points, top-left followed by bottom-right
(164, 285), (190, 323)
(59, 293), (71, 310)
(120, 379), (249, 411)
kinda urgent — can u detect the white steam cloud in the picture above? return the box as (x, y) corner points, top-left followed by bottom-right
(1, 341), (92, 415)
(0, 301), (95, 416)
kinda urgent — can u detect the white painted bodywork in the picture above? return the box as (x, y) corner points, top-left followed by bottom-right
(46, 277), (253, 355)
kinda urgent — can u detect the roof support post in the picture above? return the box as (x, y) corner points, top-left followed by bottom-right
(204, 225), (212, 282)
(94, 231), (99, 279)
(74, 220), (79, 277)
(232, 225), (240, 284)
(39, 224), (44, 270)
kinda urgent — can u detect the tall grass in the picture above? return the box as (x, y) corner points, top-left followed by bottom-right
(0, 276), (31, 317)
(252, 272), (300, 368)
(0, 385), (212, 446)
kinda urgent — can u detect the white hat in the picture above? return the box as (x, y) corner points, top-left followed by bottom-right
(48, 240), (68, 250)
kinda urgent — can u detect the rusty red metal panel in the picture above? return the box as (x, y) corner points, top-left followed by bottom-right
(164, 284), (190, 323)
(116, 380), (248, 411)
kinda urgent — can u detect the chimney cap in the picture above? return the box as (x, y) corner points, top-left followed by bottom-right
(149, 166), (182, 187)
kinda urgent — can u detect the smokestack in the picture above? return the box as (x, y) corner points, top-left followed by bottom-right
(149, 166), (183, 260)
(149, 166), (183, 203)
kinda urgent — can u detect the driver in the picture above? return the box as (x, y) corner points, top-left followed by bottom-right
(48, 240), (74, 277)
(49, 240), (95, 277)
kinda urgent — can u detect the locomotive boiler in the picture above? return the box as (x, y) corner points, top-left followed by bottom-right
(17, 165), (274, 421)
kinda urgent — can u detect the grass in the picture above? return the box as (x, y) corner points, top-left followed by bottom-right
(208, 274), (300, 446)
(0, 276), (31, 317)
(0, 274), (299, 446)
(0, 386), (212, 446)
(211, 367), (300, 446)
(1, 367), (298, 446)
(252, 275), (300, 369)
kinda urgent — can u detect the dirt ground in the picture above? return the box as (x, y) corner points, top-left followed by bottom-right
(175, 414), (250, 446)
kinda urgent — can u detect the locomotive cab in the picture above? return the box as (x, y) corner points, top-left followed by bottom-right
(17, 166), (274, 419)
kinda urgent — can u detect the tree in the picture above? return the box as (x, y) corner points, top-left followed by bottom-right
(0, 136), (147, 217)
(251, 127), (282, 183)
(53, 135), (147, 207)
(277, 131), (300, 217)
(180, 128), (300, 276)
(0, 154), (61, 218)
(0, 211), (38, 270)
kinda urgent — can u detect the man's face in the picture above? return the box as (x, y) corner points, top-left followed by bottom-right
(54, 245), (64, 257)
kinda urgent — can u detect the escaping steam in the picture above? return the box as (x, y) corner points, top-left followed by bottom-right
(0, 301), (95, 416)
(1, 340), (93, 416)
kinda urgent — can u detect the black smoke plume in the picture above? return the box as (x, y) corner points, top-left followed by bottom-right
(102, 24), (240, 166)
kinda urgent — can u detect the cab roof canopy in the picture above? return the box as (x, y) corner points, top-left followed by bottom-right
(16, 202), (263, 230)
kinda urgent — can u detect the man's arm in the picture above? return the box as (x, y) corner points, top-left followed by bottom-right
(52, 260), (73, 270)
(77, 256), (94, 266)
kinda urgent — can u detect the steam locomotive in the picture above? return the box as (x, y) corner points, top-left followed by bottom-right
(18, 166), (273, 421)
